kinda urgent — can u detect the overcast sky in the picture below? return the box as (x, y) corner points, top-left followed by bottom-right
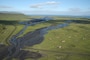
(0, 0), (90, 16)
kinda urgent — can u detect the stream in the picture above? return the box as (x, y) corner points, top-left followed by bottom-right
(6, 20), (72, 60)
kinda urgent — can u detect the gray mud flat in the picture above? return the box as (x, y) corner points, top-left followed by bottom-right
(0, 20), (72, 60)
(0, 44), (42, 60)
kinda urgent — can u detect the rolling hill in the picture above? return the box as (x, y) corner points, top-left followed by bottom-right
(0, 12), (29, 20)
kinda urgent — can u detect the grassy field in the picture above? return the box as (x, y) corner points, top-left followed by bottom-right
(0, 13), (90, 60)
(25, 18), (90, 60)
(0, 13), (30, 20)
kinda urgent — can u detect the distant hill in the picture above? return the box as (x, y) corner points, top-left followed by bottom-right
(0, 11), (29, 21)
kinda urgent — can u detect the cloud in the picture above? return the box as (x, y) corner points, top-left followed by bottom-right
(69, 8), (81, 12)
(46, 1), (59, 5)
(66, 8), (90, 16)
(21, 10), (66, 15)
(0, 5), (12, 8)
(20, 7), (90, 16)
(21, 10), (90, 16)
(30, 4), (42, 8)
(30, 1), (59, 8)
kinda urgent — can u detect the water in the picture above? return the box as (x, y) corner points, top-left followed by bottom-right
(19, 16), (53, 25)
(7, 20), (72, 59)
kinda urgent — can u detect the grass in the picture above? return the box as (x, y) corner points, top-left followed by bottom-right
(0, 25), (15, 45)
(32, 23), (90, 49)
(0, 14), (90, 60)
(25, 19), (90, 60)
(0, 13), (29, 20)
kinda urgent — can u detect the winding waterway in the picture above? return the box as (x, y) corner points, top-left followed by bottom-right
(6, 20), (72, 60)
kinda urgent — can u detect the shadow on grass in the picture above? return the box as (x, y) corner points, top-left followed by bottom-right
(46, 20), (90, 24)
(0, 20), (18, 25)
(0, 19), (90, 25)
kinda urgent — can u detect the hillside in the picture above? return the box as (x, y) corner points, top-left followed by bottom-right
(0, 12), (29, 20)
(0, 15), (90, 60)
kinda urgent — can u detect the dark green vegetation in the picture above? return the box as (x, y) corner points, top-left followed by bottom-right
(0, 13), (29, 20)
(0, 13), (90, 60)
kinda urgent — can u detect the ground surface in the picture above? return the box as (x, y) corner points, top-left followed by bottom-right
(0, 14), (90, 60)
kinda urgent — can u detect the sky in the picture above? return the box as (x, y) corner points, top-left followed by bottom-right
(0, 0), (90, 16)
